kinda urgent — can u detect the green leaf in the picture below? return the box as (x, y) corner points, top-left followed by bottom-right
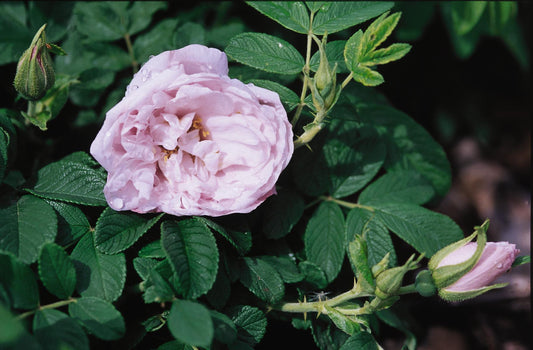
(344, 30), (364, 68)
(246, 79), (300, 112)
(324, 127), (385, 198)
(33, 309), (89, 350)
(350, 65), (385, 86)
(0, 2), (32, 65)
(226, 32), (305, 75)
(363, 43), (411, 65)
(211, 310), (237, 345)
(358, 171), (435, 206)
(133, 257), (159, 281)
(340, 331), (378, 350)
(305, 201), (345, 283)
(76, 68), (115, 91)
(161, 219), (219, 299)
(73, 2), (166, 41)
(299, 260), (328, 289)
(174, 22), (206, 48)
(26, 152), (107, 206)
(94, 208), (163, 254)
(206, 266), (231, 309)
(374, 203), (463, 256)
(310, 40), (349, 74)
(345, 208), (397, 267)
(312, 2), (394, 35)
(292, 124), (385, 198)
(228, 305), (267, 348)
(143, 259), (180, 303)
(0, 303), (24, 344)
(259, 189), (305, 239)
(246, 2), (309, 34)
(73, 2), (128, 41)
(71, 232), (126, 302)
(347, 236), (375, 290)
(0, 253), (39, 310)
(138, 240), (165, 258)
(28, 2), (74, 42)
(376, 309), (417, 350)
(260, 255), (303, 283)
(157, 341), (193, 350)
(440, 2), (483, 60)
(126, 2), (167, 35)
(167, 300), (214, 348)
(133, 18), (180, 64)
(0, 195), (57, 264)
(196, 217), (252, 255)
(360, 11), (402, 56)
(325, 306), (360, 335)
(311, 320), (349, 349)
(69, 297), (125, 341)
(38, 243), (76, 299)
(0, 128), (8, 183)
(206, 22), (246, 49)
(55, 32), (131, 76)
(45, 200), (91, 247)
(449, 1), (487, 36)
(239, 257), (285, 304)
(394, 2), (436, 42)
(358, 104), (452, 196)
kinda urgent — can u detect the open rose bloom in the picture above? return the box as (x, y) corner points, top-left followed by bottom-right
(90, 45), (293, 216)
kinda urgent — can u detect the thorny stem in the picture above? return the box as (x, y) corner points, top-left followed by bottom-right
(291, 11), (315, 127)
(280, 287), (370, 314)
(320, 195), (375, 212)
(124, 32), (139, 74)
(16, 298), (77, 320)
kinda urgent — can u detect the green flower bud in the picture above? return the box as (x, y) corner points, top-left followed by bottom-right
(310, 34), (338, 111)
(13, 24), (55, 101)
(375, 254), (422, 299)
(415, 269), (437, 297)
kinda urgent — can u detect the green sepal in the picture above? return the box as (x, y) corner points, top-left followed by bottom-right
(438, 282), (508, 302)
(371, 253), (390, 278)
(46, 43), (67, 56)
(512, 255), (530, 268)
(429, 220), (488, 289)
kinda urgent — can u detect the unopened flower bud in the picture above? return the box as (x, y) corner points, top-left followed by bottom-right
(428, 220), (520, 302)
(13, 24), (55, 101)
(375, 254), (422, 299)
(311, 35), (338, 111)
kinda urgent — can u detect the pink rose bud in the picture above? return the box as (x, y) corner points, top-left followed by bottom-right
(437, 241), (519, 293)
(428, 220), (524, 301)
(90, 45), (293, 217)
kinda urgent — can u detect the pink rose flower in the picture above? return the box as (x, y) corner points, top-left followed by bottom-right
(90, 45), (293, 216)
(437, 241), (519, 292)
